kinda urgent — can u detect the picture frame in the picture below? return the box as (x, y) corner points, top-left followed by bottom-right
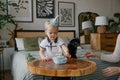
(36, 0), (54, 18)
(7, 0), (33, 22)
(58, 1), (75, 27)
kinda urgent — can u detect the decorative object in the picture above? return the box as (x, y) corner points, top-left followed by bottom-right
(36, 0), (54, 18)
(0, 1), (16, 41)
(78, 12), (99, 36)
(0, 40), (9, 48)
(95, 16), (108, 33)
(50, 15), (59, 26)
(82, 21), (93, 35)
(7, 0), (33, 22)
(107, 13), (120, 33)
(58, 1), (75, 27)
(80, 21), (93, 44)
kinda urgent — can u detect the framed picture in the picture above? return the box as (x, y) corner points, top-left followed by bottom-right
(7, 0), (33, 22)
(58, 1), (75, 27)
(36, 0), (54, 18)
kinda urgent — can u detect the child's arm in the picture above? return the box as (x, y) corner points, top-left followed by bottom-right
(62, 45), (71, 58)
(39, 47), (51, 62)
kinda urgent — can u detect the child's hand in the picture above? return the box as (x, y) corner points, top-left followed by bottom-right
(41, 57), (51, 62)
(64, 52), (71, 58)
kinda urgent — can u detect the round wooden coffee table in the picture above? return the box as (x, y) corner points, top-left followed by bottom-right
(28, 58), (96, 77)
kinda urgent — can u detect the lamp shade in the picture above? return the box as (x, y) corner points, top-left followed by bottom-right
(82, 21), (93, 30)
(95, 16), (108, 26)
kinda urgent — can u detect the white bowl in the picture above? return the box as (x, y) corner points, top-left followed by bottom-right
(53, 56), (67, 64)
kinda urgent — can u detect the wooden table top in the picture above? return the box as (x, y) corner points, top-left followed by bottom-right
(28, 58), (96, 77)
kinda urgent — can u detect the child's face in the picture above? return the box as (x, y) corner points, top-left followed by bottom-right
(45, 26), (58, 42)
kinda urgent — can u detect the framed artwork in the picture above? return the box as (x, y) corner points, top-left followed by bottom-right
(7, 0), (33, 22)
(36, 0), (54, 18)
(58, 1), (75, 27)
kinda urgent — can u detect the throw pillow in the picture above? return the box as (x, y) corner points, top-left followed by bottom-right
(15, 38), (25, 50)
(23, 37), (39, 51)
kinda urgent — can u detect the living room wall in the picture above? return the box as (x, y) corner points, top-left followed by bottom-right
(1, 0), (120, 40)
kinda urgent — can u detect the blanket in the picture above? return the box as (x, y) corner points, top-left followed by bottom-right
(11, 49), (120, 80)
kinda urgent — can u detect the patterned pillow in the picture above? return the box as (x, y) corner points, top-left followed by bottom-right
(23, 37), (39, 51)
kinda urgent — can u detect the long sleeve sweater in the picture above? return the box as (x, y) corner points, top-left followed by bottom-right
(101, 34), (120, 63)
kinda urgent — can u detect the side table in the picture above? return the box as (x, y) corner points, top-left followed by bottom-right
(0, 48), (4, 80)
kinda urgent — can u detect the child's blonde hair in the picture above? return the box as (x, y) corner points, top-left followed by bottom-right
(44, 15), (59, 30)
(44, 20), (59, 31)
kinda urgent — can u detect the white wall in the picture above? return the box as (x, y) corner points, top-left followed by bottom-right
(1, 0), (120, 40)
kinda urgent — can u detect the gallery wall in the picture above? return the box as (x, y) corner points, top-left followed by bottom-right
(1, 0), (120, 40)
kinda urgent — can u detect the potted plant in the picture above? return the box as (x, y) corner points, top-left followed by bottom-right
(0, 1), (16, 29)
(106, 13), (120, 33)
(0, 1), (19, 46)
